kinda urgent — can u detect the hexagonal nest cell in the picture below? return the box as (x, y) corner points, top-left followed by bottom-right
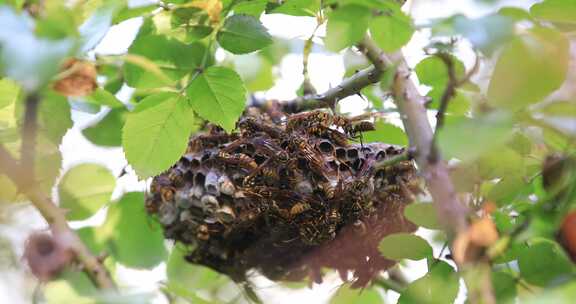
(146, 103), (421, 288)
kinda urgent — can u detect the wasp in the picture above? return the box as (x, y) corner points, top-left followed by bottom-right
(328, 208), (340, 224)
(145, 196), (160, 214)
(238, 116), (283, 138)
(251, 137), (289, 162)
(289, 136), (326, 178)
(333, 115), (353, 133)
(327, 129), (349, 147)
(319, 180), (336, 199)
(289, 202), (311, 217)
(286, 111), (331, 134)
(351, 121), (375, 136)
(196, 224), (210, 241)
(243, 185), (275, 199)
(222, 138), (249, 154)
(188, 133), (235, 152)
(168, 168), (185, 187)
(217, 151), (258, 170)
(261, 166), (280, 185)
(160, 186), (176, 202)
(299, 223), (321, 245)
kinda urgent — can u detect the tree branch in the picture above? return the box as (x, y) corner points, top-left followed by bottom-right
(356, 37), (496, 304)
(356, 37), (469, 233)
(0, 145), (115, 289)
(1, 101), (116, 290)
(282, 65), (386, 113)
(429, 52), (480, 163)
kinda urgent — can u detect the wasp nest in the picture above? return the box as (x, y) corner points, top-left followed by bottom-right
(146, 103), (420, 287)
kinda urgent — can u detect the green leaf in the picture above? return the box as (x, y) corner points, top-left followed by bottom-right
(0, 174), (18, 204)
(34, 3), (78, 40)
(44, 273), (97, 304)
(431, 14), (514, 55)
(187, 66), (246, 132)
(438, 113), (513, 162)
(454, 14), (514, 55)
(85, 88), (124, 108)
(415, 55), (465, 89)
(426, 88), (471, 115)
(234, 53), (274, 91)
(58, 164), (115, 221)
(362, 120), (408, 146)
(79, 1), (122, 52)
(378, 233), (432, 261)
(369, 4), (414, 52)
(82, 108), (126, 147)
(415, 55), (473, 113)
(234, 0), (267, 17)
(46, 269), (154, 303)
(0, 78), (21, 109)
(488, 27), (569, 110)
(325, 5), (371, 52)
(329, 284), (382, 304)
(14, 90), (72, 145)
(35, 136), (63, 194)
(167, 245), (228, 292)
(398, 261), (459, 304)
(0, 7), (74, 91)
(38, 91), (73, 145)
(122, 92), (195, 178)
(404, 203), (442, 230)
(531, 0), (576, 25)
(114, 4), (158, 24)
(518, 239), (574, 286)
(477, 147), (524, 179)
(268, 0), (320, 17)
(492, 271), (517, 302)
(498, 7), (533, 21)
(217, 15), (272, 54)
(104, 192), (167, 268)
(125, 32), (207, 88)
(486, 175), (530, 206)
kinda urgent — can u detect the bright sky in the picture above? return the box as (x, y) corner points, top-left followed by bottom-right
(0, 0), (539, 303)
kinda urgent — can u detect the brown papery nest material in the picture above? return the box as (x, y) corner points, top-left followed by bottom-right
(146, 102), (420, 288)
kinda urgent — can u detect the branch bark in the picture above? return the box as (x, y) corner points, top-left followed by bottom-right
(0, 145), (115, 289)
(282, 65), (385, 113)
(357, 37), (469, 234)
(356, 37), (495, 304)
(1, 91), (116, 290)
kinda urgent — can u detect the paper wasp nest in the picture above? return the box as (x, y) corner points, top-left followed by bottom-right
(146, 103), (420, 287)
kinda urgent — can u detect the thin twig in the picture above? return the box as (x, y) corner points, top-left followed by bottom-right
(301, 20), (323, 95)
(0, 145), (115, 289)
(429, 52), (480, 163)
(372, 276), (406, 293)
(21, 93), (40, 179)
(373, 150), (413, 171)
